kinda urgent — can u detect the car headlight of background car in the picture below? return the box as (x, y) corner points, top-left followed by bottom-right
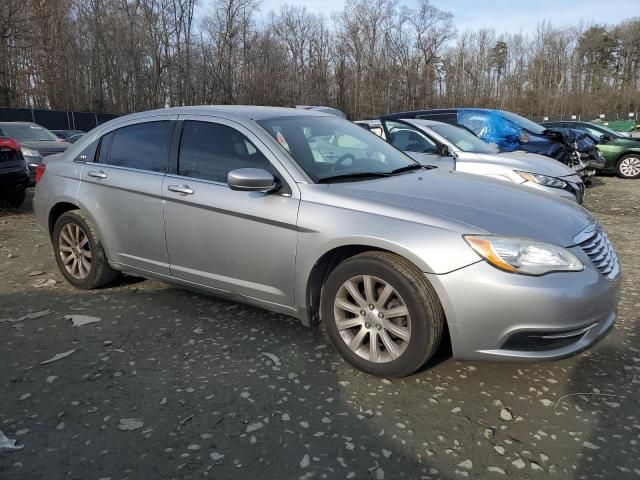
(464, 235), (583, 275)
(515, 170), (567, 189)
(21, 147), (43, 167)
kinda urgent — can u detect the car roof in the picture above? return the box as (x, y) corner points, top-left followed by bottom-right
(0, 121), (39, 126)
(398, 118), (448, 127)
(115, 105), (332, 123)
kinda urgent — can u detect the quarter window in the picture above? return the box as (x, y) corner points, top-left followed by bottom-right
(178, 121), (273, 183)
(99, 121), (171, 172)
(74, 139), (99, 163)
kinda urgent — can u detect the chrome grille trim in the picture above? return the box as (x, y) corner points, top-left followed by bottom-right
(576, 224), (620, 280)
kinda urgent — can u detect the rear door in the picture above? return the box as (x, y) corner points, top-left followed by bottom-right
(162, 115), (300, 308)
(76, 116), (176, 276)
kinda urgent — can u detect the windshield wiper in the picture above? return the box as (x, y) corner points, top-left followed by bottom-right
(317, 172), (391, 183)
(389, 164), (425, 175)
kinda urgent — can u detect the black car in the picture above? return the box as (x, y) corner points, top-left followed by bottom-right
(378, 108), (606, 177)
(0, 137), (29, 208)
(0, 122), (70, 184)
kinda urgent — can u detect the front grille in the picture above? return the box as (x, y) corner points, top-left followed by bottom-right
(578, 228), (620, 280)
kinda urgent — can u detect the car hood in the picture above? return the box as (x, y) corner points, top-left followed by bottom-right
(19, 140), (70, 155)
(456, 150), (577, 177)
(331, 169), (593, 247)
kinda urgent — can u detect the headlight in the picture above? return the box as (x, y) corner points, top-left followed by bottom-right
(464, 235), (583, 275)
(21, 147), (43, 159)
(515, 171), (566, 189)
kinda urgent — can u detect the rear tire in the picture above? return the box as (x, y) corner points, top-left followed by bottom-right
(616, 154), (640, 179)
(321, 251), (445, 377)
(52, 210), (118, 289)
(5, 189), (26, 208)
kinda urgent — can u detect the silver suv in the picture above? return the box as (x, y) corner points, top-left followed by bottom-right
(34, 106), (620, 377)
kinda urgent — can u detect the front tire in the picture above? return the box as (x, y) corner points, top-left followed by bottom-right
(616, 154), (640, 179)
(321, 251), (445, 377)
(52, 210), (118, 289)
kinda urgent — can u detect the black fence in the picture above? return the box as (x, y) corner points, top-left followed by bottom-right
(0, 107), (121, 132)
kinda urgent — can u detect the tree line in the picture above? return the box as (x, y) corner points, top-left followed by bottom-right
(1, 0), (639, 120)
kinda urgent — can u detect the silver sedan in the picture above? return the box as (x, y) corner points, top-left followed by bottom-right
(34, 106), (620, 377)
(356, 118), (585, 203)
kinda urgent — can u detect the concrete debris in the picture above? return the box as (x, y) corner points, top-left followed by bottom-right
(41, 349), (76, 365)
(118, 418), (144, 431)
(0, 309), (52, 324)
(65, 314), (101, 327)
(33, 278), (57, 288)
(0, 430), (24, 452)
(261, 352), (281, 366)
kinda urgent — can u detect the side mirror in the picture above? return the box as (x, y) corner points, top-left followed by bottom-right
(227, 168), (278, 192)
(600, 134), (611, 142)
(438, 144), (451, 157)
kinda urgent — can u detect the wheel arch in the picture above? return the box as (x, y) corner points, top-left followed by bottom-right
(48, 201), (80, 237)
(303, 242), (438, 328)
(48, 200), (111, 261)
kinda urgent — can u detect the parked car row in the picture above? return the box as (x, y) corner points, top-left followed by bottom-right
(355, 118), (585, 203)
(32, 105), (621, 378)
(0, 122), (75, 184)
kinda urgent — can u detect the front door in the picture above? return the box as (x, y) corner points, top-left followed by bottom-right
(162, 116), (300, 308)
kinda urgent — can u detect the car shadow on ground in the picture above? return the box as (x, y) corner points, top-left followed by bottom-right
(569, 343), (639, 478)
(0, 286), (453, 479)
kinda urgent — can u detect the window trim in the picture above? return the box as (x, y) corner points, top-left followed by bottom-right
(91, 116), (178, 173)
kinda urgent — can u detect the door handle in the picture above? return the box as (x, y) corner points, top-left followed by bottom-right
(168, 184), (194, 195)
(87, 170), (107, 179)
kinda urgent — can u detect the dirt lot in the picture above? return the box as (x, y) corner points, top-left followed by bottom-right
(1, 178), (639, 480)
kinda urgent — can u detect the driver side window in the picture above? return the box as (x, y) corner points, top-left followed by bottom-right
(386, 122), (437, 154)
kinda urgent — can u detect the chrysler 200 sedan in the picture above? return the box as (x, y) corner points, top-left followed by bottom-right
(34, 106), (621, 377)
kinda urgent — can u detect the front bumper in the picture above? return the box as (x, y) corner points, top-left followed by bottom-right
(427, 249), (620, 362)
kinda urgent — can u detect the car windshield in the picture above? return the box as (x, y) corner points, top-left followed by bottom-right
(429, 123), (499, 154)
(499, 111), (546, 134)
(0, 124), (59, 142)
(257, 115), (419, 183)
(587, 123), (626, 138)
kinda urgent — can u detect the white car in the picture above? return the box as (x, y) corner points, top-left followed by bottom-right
(356, 119), (585, 203)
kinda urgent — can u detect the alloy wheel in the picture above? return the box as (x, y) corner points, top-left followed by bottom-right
(333, 275), (411, 363)
(58, 223), (92, 279)
(619, 156), (640, 178)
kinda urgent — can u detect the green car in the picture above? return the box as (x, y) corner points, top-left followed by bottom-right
(542, 121), (640, 179)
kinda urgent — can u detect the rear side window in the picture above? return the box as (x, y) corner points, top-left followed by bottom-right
(99, 121), (171, 172)
(178, 121), (273, 183)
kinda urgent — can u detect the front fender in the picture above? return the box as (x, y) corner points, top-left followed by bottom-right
(294, 198), (481, 311)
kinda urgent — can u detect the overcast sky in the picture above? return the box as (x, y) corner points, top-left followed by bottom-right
(229, 0), (637, 34)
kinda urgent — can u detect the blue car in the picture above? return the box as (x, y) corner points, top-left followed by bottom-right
(379, 109), (606, 177)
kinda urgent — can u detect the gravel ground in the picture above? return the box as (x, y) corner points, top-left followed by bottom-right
(1, 178), (639, 480)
